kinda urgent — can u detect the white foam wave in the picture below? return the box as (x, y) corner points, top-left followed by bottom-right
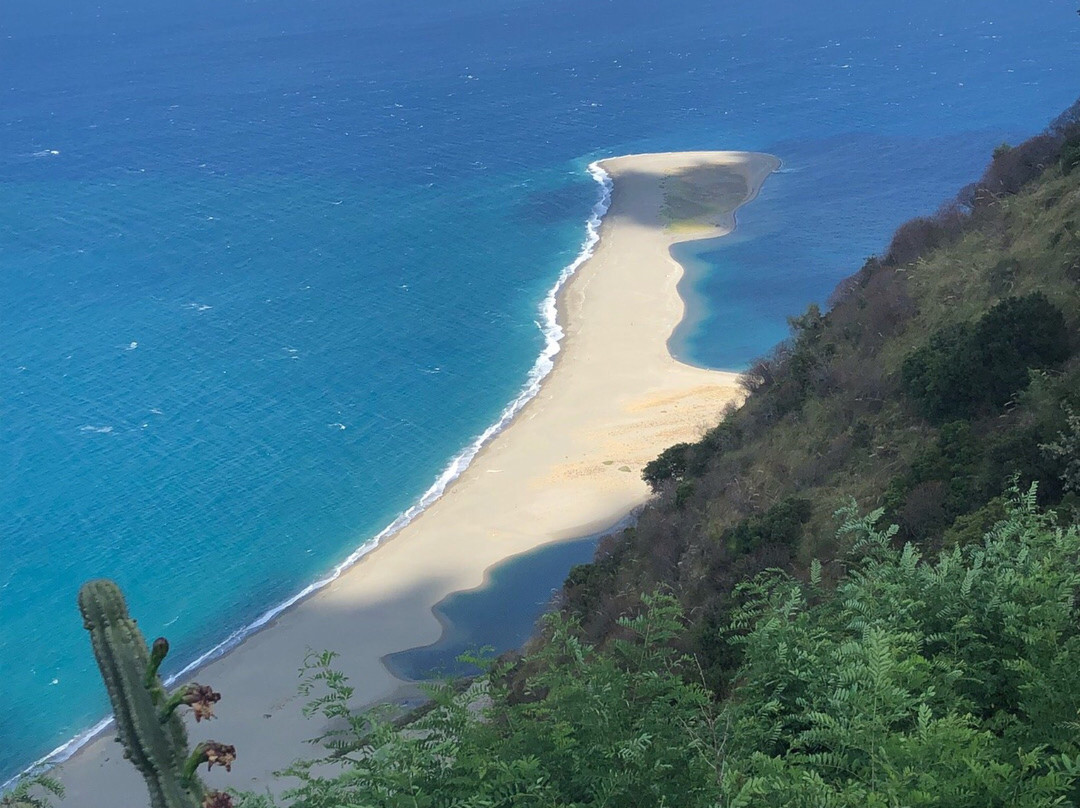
(8, 161), (613, 787)
(78, 425), (113, 434)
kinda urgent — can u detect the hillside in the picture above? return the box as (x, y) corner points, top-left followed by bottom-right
(562, 107), (1080, 693)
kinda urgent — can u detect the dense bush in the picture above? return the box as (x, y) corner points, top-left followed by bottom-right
(900, 322), (976, 421)
(978, 293), (1070, 398)
(884, 205), (968, 267)
(901, 293), (1070, 422)
(720, 496), (813, 555)
(642, 442), (692, 489)
(972, 135), (1063, 207)
(560, 536), (627, 629)
(642, 422), (742, 492)
(884, 421), (986, 539)
(1063, 140), (1080, 176)
(241, 594), (723, 808)
(1043, 405), (1080, 496)
(721, 494), (1080, 807)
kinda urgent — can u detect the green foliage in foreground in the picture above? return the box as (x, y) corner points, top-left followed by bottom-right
(245, 594), (720, 808)
(0, 774), (63, 808)
(723, 491), (1080, 807)
(238, 489), (1080, 808)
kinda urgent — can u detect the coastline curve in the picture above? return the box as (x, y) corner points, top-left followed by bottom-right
(50, 151), (776, 804)
(12, 161), (614, 785)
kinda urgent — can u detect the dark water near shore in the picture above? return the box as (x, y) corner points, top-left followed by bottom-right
(385, 535), (601, 681)
(2, 0), (1077, 781)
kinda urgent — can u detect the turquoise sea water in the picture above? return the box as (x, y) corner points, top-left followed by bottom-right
(2, 0), (1078, 782)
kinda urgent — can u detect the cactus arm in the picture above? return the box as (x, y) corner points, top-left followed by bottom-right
(160, 690), (188, 722)
(181, 748), (204, 786)
(147, 637), (170, 695)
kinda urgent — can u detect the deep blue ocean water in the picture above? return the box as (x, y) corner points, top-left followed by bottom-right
(2, 0), (1078, 782)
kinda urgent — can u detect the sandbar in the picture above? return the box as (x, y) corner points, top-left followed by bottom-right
(56, 150), (779, 804)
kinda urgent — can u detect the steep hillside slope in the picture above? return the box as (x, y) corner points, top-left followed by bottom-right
(562, 111), (1080, 691)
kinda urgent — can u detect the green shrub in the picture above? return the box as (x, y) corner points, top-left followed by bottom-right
(721, 496), (813, 555)
(1042, 405), (1080, 496)
(719, 494), (1080, 807)
(940, 496), (1007, 548)
(1061, 139), (1080, 175)
(642, 442), (691, 490)
(675, 480), (695, 508)
(562, 558), (616, 625)
(901, 323), (976, 421)
(251, 594), (721, 808)
(976, 292), (1070, 402)
(885, 421), (983, 536)
(902, 293), (1070, 422)
(643, 422), (742, 493)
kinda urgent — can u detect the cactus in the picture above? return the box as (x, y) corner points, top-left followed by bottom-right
(77, 579), (235, 808)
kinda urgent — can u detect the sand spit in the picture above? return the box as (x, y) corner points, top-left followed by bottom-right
(57, 150), (779, 804)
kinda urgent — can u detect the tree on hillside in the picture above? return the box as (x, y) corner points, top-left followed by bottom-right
(901, 293), (1070, 422)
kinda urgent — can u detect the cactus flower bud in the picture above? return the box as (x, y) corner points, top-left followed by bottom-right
(197, 743), (236, 773)
(202, 792), (233, 808)
(181, 685), (222, 723)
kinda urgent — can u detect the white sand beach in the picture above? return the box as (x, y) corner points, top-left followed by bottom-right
(57, 150), (779, 805)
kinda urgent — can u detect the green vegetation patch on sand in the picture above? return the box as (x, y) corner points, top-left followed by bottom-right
(660, 163), (749, 229)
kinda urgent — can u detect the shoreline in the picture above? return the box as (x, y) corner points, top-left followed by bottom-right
(10, 163), (615, 788)
(53, 150), (779, 805)
(382, 512), (635, 682)
(665, 155), (782, 371)
(380, 534), (598, 682)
